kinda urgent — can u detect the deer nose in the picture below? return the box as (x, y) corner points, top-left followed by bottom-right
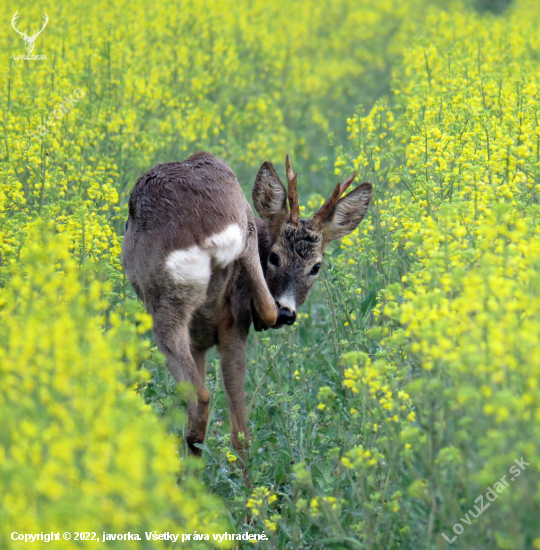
(277, 306), (296, 326)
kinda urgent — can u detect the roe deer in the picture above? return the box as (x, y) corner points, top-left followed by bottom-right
(122, 151), (372, 465)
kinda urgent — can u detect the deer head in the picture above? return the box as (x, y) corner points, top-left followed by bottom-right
(252, 155), (372, 328)
(12, 11), (49, 54)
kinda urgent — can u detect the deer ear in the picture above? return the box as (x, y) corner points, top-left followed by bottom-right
(321, 183), (372, 244)
(252, 161), (289, 233)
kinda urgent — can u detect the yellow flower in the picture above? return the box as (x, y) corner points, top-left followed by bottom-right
(264, 520), (277, 532)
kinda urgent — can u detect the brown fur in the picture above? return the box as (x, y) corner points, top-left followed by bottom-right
(122, 151), (372, 470)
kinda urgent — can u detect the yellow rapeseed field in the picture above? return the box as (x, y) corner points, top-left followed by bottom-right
(329, 0), (540, 546)
(2, 0), (540, 548)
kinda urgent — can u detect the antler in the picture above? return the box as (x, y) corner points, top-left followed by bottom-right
(11, 11), (27, 38)
(310, 171), (357, 230)
(11, 12), (48, 39)
(32, 13), (48, 38)
(286, 154), (300, 225)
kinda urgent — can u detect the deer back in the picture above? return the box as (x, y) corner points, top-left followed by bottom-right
(123, 152), (252, 305)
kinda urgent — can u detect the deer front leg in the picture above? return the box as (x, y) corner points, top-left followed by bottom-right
(218, 323), (250, 470)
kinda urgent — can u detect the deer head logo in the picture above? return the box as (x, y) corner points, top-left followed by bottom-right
(12, 11), (48, 54)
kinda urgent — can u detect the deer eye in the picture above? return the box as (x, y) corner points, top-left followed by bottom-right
(310, 263), (321, 275)
(269, 252), (280, 267)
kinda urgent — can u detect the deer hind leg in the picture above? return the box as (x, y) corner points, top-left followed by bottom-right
(150, 244), (212, 456)
(152, 297), (211, 456)
(189, 346), (209, 451)
(241, 220), (278, 327)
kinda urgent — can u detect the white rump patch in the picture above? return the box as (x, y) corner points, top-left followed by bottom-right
(165, 224), (243, 285)
(165, 246), (211, 285)
(204, 223), (244, 268)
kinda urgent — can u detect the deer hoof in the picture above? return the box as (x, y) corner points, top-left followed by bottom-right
(186, 431), (204, 456)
